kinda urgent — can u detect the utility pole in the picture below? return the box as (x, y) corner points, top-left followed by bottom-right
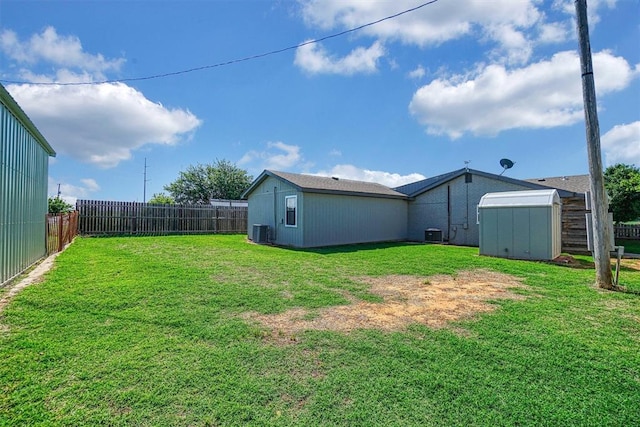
(57, 183), (61, 197)
(575, 0), (613, 290)
(143, 158), (150, 203)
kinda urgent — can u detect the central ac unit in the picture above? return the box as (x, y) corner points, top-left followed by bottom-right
(425, 228), (443, 243)
(252, 224), (269, 244)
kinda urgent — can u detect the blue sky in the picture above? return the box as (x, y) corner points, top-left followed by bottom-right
(1, 0), (638, 203)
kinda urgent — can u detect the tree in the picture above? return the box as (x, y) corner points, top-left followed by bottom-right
(604, 163), (640, 224)
(164, 160), (253, 204)
(147, 193), (175, 205)
(48, 196), (74, 214)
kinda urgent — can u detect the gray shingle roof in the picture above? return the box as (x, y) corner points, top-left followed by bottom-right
(394, 169), (462, 197)
(524, 175), (590, 194)
(394, 168), (579, 198)
(242, 170), (408, 199)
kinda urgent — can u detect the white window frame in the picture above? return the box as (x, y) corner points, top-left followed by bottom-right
(285, 195), (297, 227)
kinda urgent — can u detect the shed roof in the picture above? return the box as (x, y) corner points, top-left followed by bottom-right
(394, 168), (575, 198)
(0, 83), (56, 157)
(242, 170), (408, 200)
(479, 189), (560, 208)
(524, 174), (590, 194)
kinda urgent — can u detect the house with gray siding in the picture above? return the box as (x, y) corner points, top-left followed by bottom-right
(1, 83), (56, 285)
(242, 170), (408, 248)
(243, 168), (586, 252)
(394, 168), (575, 247)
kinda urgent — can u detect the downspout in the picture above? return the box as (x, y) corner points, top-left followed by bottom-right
(272, 186), (277, 242)
(447, 185), (451, 242)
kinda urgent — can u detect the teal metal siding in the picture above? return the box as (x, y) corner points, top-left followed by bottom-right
(1, 90), (53, 285)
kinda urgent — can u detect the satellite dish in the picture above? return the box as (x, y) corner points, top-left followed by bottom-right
(499, 158), (515, 176)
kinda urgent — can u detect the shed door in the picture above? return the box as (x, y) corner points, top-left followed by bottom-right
(529, 207), (550, 260)
(512, 208), (531, 259)
(496, 209), (513, 258)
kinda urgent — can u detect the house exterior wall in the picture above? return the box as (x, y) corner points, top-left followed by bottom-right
(1, 98), (51, 285)
(246, 175), (303, 247)
(302, 193), (407, 247)
(407, 173), (534, 246)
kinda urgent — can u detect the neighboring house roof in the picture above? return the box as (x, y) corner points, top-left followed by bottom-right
(394, 168), (577, 198)
(0, 83), (56, 157)
(524, 174), (590, 194)
(242, 170), (408, 200)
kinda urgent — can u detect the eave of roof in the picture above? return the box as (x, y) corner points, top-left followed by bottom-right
(242, 170), (408, 200)
(0, 83), (56, 157)
(394, 168), (577, 198)
(524, 174), (590, 194)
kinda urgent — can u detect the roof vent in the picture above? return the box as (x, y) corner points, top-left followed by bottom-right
(537, 179), (546, 182)
(331, 176), (339, 180)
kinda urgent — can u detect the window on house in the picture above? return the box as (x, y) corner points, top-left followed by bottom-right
(285, 196), (297, 227)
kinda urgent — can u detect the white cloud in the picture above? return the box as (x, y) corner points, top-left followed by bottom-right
(553, 0), (617, 26)
(294, 40), (385, 75)
(537, 22), (570, 44)
(239, 142), (424, 187)
(408, 50), (639, 139)
(602, 121), (640, 166)
(80, 178), (101, 192)
(485, 24), (533, 65)
(313, 164), (425, 187)
(49, 177), (101, 205)
(408, 65), (426, 80)
(2, 27), (202, 169)
(298, 0), (542, 63)
(8, 83), (202, 168)
(1, 27), (124, 81)
(239, 141), (304, 170)
(329, 149), (342, 157)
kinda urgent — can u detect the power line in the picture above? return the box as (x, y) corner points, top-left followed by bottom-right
(0, 0), (439, 86)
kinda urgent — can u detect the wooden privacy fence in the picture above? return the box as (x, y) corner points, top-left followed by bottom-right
(615, 224), (640, 240)
(76, 200), (248, 236)
(46, 211), (79, 254)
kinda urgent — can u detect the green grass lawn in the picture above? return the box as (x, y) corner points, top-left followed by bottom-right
(1, 235), (639, 426)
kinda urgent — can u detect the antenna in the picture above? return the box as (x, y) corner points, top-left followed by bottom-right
(499, 158), (515, 176)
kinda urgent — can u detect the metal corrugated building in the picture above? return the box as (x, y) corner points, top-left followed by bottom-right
(478, 190), (562, 260)
(242, 170), (408, 248)
(1, 83), (56, 285)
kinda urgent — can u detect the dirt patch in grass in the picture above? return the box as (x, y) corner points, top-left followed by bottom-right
(621, 258), (640, 271)
(245, 269), (527, 338)
(551, 255), (594, 269)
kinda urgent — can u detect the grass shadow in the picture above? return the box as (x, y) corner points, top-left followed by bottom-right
(273, 240), (426, 255)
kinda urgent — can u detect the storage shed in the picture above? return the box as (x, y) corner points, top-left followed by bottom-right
(478, 189), (562, 260)
(1, 83), (56, 285)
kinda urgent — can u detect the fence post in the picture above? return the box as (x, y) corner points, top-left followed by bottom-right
(57, 214), (63, 252)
